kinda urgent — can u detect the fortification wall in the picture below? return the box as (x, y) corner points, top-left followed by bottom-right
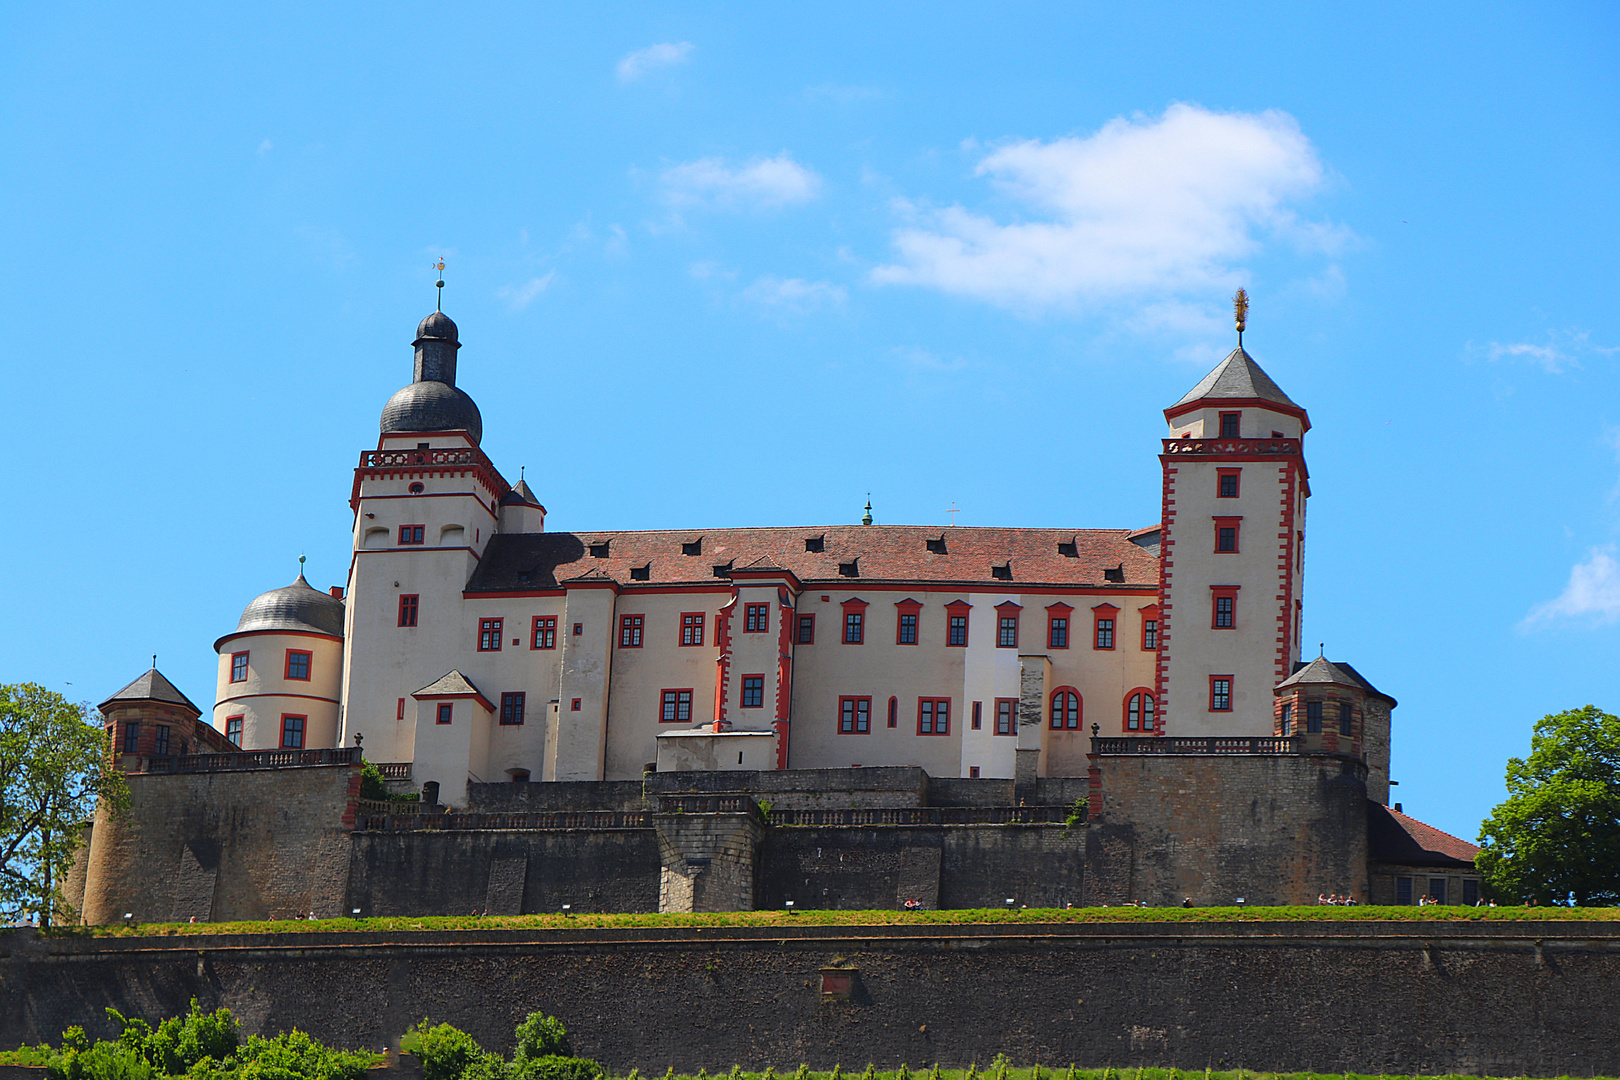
(1086, 752), (1369, 906)
(79, 763), (359, 925)
(5, 922), (1619, 1076)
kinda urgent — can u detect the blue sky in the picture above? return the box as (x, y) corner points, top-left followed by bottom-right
(3, 2), (1616, 844)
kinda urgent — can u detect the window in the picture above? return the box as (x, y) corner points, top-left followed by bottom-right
(1050, 689), (1081, 730)
(532, 616), (557, 649)
(797, 615), (815, 644)
(285, 650), (312, 681)
(1217, 468), (1241, 498)
(398, 594), (419, 627)
(1396, 876), (1413, 905)
(996, 605), (1020, 648)
(887, 697), (898, 727)
(571, 698), (581, 711)
(1219, 411), (1241, 438)
(123, 722), (140, 752)
(1306, 700), (1324, 733)
(435, 704), (453, 725)
(1214, 516), (1242, 553)
(1213, 593), (1235, 629)
(839, 696), (871, 734)
(917, 698), (950, 735)
(660, 689), (694, 723)
(744, 604), (769, 633)
(498, 692), (526, 726)
(573, 623), (583, 635)
(281, 715), (306, 748)
(397, 697), (405, 720)
(153, 726), (170, 755)
(995, 698), (1016, 736)
(1093, 606), (1117, 650)
(1142, 618), (1159, 650)
(844, 611), (864, 643)
(1125, 691), (1156, 732)
(971, 701), (982, 730)
(1047, 604), (1072, 649)
(230, 652), (249, 682)
(679, 612), (705, 647)
(1339, 703), (1353, 736)
(619, 615), (644, 648)
(1428, 878), (1447, 905)
(225, 716), (243, 745)
(895, 600), (921, 645)
(969, 766), (980, 779)
(399, 525), (425, 545)
(1462, 879), (1479, 906)
(479, 618), (503, 651)
(946, 601), (971, 647)
(741, 676), (765, 709)
(1210, 677), (1233, 712)
(1280, 702), (1293, 736)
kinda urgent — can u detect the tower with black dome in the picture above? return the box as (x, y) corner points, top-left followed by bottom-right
(213, 571), (346, 750)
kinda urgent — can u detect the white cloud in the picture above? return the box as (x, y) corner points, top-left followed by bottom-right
(739, 275), (846, 314)
(616, 42), (693, 82)
(496, 273), (555, 309)
(870, 103), (1342, 313)
(1482, 330), (1616, 374)
(660, 153), (823, 209)
(1525, 546), (1620, 625)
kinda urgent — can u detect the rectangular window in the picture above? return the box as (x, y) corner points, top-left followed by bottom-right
(230, 652), (249, 682)
(399, 524), (425, 545)
(1429, 878), (1447, 905)
(1396, 876), (1413, 905)
(660, 689), (694, 724)
(532, 616), (557, 649)
(153, 726), (170, 755)
(744, 603), (769, 633)
(971, 701), (982, 730)
(500, 692), (525, 726)
(478, 618), (503, 651)
(897, 611), (918, 645)
(1048, 616), (1068, 649)
(1280, 702), (1293, 736)
(285, 650), (312, 681)
(1219, 411), (1241, 438)
(1213, 594), (1235, 629)
(997, 614), (1019, 648)
(1214, 516), (1242, 553)
(995, 698), (1016, 736)
(1217, 468), (1241, 498)
(435, 703), (452, 726)
(1094, 618), (1114, 650)
(397, 697), (406, 720)
(619, 615), (644, 648)
(1210, 677), (1232, 712)
(281, 715), (306, 748)
(398, 594), (419, 627)
(741, 675), (765, 708)
(1142, 619), (1158, 650)
(918, 698), (951, 735)
(1306, 700), (1324, 733)
(679, 612), (705, 647)
(225, 716), (243, 745)
(844, 611), (864, 644)
(947, 615), (968, 647)
(839, 696), (871, 734)
(797, 614), (815, 644)
(123, 722), (140, 753)
(887, 697), (898, 728)
(1462, 879), (1479, 906)
(1339, 703), (1353, 736)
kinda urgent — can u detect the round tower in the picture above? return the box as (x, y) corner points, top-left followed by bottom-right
(213, 573), (345, 750)
(1273, 656), (1397, 805)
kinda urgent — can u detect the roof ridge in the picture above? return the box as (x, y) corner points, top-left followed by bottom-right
(1391, 807), (1480, 853)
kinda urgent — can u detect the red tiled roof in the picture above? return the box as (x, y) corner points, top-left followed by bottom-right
(1369, 803), (1480, 867)
(467, 525), (1160, 594)
(1391, 808), (1481, 862)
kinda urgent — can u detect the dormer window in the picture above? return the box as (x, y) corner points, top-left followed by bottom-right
(682, 539), (702, 556)
(712, 562), (733, 579)
(991, 562), (1012, 581)
(804, 535), (825, 553)
(838, 560), (859, 578)
(1219, 411), (1241, 438)
(589, 541), (610, 558)
(1102, 565), (1124, 583)
(1057, 540), (1078, 558)
(927, 537), (947, 555)
(630, 564), (651, 581)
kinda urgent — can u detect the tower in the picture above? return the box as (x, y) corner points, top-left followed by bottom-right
(1156, 305), (1309, 736)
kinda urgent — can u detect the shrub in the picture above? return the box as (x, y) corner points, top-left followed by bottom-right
(513, 1014), (571, 1062)
(510, 1057), (601, 1080)
(402, 1022), (489, 1080)
(233, 1029), (379, 1080)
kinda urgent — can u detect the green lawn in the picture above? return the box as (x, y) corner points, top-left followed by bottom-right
(37, 904), (1620, 938)
(615, 1070), (1617, 1080)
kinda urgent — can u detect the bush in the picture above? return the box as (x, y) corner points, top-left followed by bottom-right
(401, 1022), (490, 1080)
(232, 1030), (378, 1080)
(513, 1014), (571, 1061)
(509, 1057), (602, 1080)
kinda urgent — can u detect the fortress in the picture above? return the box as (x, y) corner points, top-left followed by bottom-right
(68, 297), (1480, 921)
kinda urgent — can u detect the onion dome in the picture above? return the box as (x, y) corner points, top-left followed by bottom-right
(379, 308), (483, 443)
(224, 574), (346, 642)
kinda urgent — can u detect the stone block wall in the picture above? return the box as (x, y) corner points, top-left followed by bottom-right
(653, 812), (764, 912)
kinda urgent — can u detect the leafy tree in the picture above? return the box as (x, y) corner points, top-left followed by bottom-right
(401, 1022), (492, 1080)
(1477, 704), (1620, 905)
(0, 683), (129, 926)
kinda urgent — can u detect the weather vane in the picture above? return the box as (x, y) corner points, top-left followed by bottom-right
(1233, 288), (1249, 347)
(434, 258), (446, 311)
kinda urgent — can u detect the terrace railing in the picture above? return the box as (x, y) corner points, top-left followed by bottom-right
(1091, 736), (1299, 755)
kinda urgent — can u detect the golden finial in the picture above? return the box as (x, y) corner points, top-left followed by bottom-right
(433, 258), (446, 311)
(1233, 288), (1249, 347)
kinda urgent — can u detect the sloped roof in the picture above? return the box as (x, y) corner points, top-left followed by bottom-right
(1368, 803), (1480, 868)
(465, 525), (1161, 593)
(500, 478), (543, 507)
(412, 670), (494, 711)
(1278, 657), (1396, 704)
(1171, 347), (1301, 411)
(99, 668), (201, 714)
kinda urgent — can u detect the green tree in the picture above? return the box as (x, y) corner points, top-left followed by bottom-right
(1477, 704), (1620, 905)
(0, 683), (129, 926)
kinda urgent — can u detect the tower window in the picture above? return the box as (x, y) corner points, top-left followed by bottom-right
(1214, 516), (1242, 553)
(660, 689), (694, 723)
(741, 675), (765, 708)
(1213, 594), (1235, 629)
(1210, 677), (1233, 712)
(1218, 468), (1241, 498)
(225, 716), (243, 745)
(230, 652), (249, 683)
(409, 482), (424, 494)
(679, 612), (705, 647)
(123, 722), (141, 753)
(971, 701), (982, 730)
(478, 618), (504, 651)
(285, 650), (312, 681)
(744, 603), (769, 633)
(532, 616), (557, 649)
(435, 704), (452, 725)
(887, 696), (898, 728)
(797, 614), (815, 644)
(153, 726), (170, 755)
(1307, 700), (1324, 733)
(995, 698), (1016, 735)
(1281, 702), (1293, 735)
(398, 594), (419, 627)
(399, 525), (425, 545)
(1339, 702), (1353, 736)
(1142, 615), (1159, 651)
(1219, 412), (1241, 438)
(500, 692), (526, 726)
(280, 715), (306, 748)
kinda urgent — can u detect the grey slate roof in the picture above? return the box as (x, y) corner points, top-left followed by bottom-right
(99, 667), (201, 714)
(380, 380), (483, 444)
(1278, 657), (1396, 705)
(414, 670), (488, 702)
(220, 575), (346, 646)
(500, 478), (542, 507)
(1171, 347), (1301, 411)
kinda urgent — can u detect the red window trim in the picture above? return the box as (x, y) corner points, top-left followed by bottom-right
(399, 524), (426, 545)
(225, 715), (244, 745)
(971, 700), (982, 730)
(531, 616), (557, 650)
(917, 697), (951, 735)
(1217, 467), (1242, 498)
(838, 695), (873, 734)
(678, 612), (706, 647)
(1218, 410), (1242, 438)
(1049, 687), (1082, 730)
(743, 603), (770, 634)
(1211, 585), (1240, 630)
(1214, 516), (1242, 553)
(229, 651), (249, 683)
(1209, 675), (1234, 712)
(995, 600), (1021, 649)
(619, 614), (644, 648)
(396, 697), (405, 720)
(1046, 602), (1073, 650)
(796, 613), (815, 645)
(895, 598), (922, 645)
(887, 696), (898, 728)
(945, 600), (972, 648)
(740, 674), (766, 709)
(436, 702), (454, 725)
(279, 713), (307, 748)
(398, 594), (419, 627)
(659, 687), (696, 724)
(1139, 604), (1160, 651)
(500, 691), (526, 726)
(994, 697), (1018, 736)
(284, 649), (313, 681)
(1123, 687), (1157, 733)
(478, 617), (504, 652)
(1092, 603), (1118, 651)
(841, 598), (869, 644)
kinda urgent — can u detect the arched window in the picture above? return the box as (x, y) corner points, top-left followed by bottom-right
(1125, 689), (1157, 732)
(1049, 688), (1081, 729)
